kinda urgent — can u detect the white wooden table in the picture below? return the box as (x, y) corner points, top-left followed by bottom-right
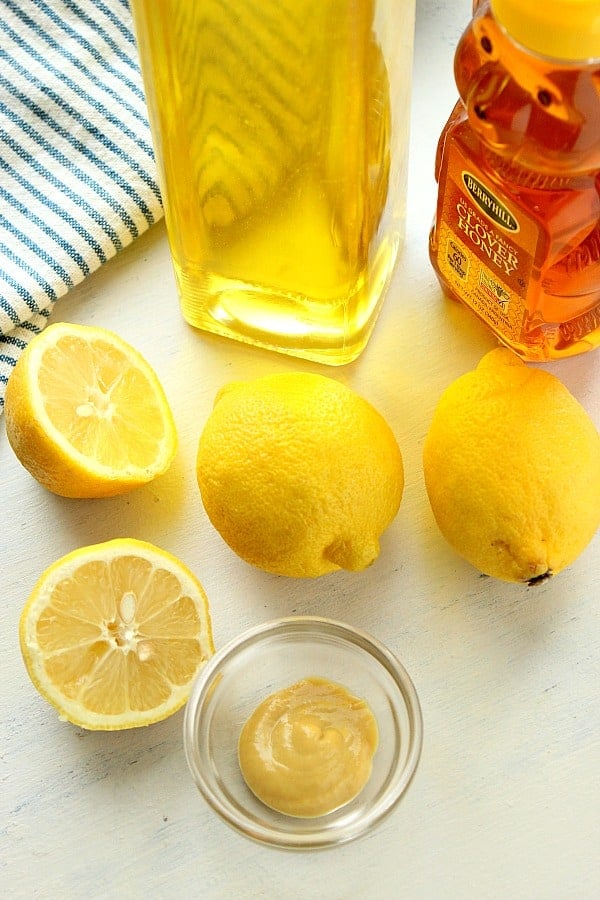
(2, 2), (599, 897)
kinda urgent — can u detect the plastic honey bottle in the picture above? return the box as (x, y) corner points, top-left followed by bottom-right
(429, 0), (600, 360)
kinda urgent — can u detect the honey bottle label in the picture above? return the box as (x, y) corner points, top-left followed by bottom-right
(435, 142), (539, 344)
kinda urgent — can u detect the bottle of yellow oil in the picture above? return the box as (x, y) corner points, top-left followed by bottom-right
(130, 0), (415, 364)
(430, 0), (600, 360)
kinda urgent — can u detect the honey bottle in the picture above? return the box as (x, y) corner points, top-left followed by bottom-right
(429, 0), (600, 360)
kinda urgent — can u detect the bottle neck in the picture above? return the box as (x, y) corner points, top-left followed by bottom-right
(453, 6), (600, 176)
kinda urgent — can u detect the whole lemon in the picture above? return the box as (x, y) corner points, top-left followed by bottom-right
(196, 372), (404, 577)
(423, 348), (600, 584)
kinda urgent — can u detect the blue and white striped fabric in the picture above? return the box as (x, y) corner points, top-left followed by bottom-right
(0, 0), (162, 412)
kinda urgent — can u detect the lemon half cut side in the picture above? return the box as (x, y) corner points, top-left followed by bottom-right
(19, 539), (214, 730)
(5, 322), (178, 498)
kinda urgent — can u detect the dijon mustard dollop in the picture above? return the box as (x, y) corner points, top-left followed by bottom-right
(238, 676), (379, 818)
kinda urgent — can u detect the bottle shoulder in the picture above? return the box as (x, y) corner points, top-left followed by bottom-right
(439, 115), (595, 194)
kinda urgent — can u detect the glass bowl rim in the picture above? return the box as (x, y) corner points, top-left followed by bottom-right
(183, 615), (423, 850)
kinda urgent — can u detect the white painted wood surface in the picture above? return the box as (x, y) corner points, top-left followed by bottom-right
(2, 2), (599, 897)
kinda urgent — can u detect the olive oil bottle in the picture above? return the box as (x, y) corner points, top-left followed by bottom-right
(130, 0), (415, 364)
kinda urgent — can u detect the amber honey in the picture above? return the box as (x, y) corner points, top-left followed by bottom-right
(430, 1), (600, 359)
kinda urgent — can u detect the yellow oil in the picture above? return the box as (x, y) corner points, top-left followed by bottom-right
(130, 0), (412, 363)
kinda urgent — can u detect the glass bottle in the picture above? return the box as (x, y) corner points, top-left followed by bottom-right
(129, 0), (416, 365)
(429, 0), (600, 360)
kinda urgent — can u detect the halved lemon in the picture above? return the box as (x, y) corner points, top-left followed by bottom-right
(19, 539), (214, 730)
(5, 322), (177, 498)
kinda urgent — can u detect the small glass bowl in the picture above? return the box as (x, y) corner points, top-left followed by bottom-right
(183, 616), (423, 850)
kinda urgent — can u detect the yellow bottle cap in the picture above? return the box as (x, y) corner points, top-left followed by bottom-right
(491, 0), (600, 61)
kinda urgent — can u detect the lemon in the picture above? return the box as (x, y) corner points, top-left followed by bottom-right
(19, 539), (214, 730)
(5, 322), (177, 498)
(423, 348), (600, 583)
(196, 372), (404, 577)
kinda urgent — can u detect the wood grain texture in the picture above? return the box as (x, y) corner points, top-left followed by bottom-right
(2, 2), (599, 897)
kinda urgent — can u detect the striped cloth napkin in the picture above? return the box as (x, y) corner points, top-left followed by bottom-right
(0, 0), (162, 413)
